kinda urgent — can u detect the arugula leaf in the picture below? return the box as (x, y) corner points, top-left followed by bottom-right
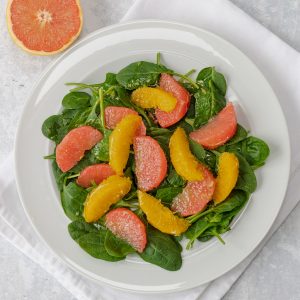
(62, 92), (91, 110)
(104, 230), (135, 257)
(116, 61), (168, 90)
(61, 182), (88, 221)
(78, 231), (124, 261)
(139, 227), (182, 271)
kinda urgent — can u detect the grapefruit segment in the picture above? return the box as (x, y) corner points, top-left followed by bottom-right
(7, 0), (82, 55)
(171, 164), (216, 216)
(83, 175), (131, 223)
(169, 127), (203, 181)
(76, 164), (115, 188)
(138, 191), (190, 236)
(189, 102), (237, 149)
(105, 208), (147, 253)
(156, 74), (190, 127)
(56, 126), (103, 173)
(133, 136), (167, 191)
(104, 106), (146, 136)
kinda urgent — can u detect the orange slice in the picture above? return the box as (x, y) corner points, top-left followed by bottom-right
(83, 175), (131, 223)
(6, 0), (82, 55)
(109, 114), (142, 175)
(213, 152), (239, 204)
(169, 127), (203, 181)
(138, 190), (190, 236)
(131, 87), (177, 112)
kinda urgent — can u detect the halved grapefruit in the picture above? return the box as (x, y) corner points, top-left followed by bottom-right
(6, 0), (83, 55)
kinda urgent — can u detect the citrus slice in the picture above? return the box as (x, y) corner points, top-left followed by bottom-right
(169, 127), (203, 181)
(138, 191), (190, 236)
(156, 73), (190, 128)
(131, 87), (177, 112)
(171, 164), (216, 216)
(7, 0), (82, 55)
(76, 164), (115, 188)
(133, 136), (167, 191)
(213, 152), (239, 204)
(83, 175), (131, 223)
(104, 106), (146, 136)
(190, 103), (237, 149)
(105, 208), (147, 253)
(109, 114), (142, 175)
(56, 126), (103, 172)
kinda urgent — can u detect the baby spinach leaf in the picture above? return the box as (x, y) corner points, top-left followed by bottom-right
(155, 186), (183, 204)
(139, 228), (182, 271)
(116, 61), (168, 90)
(52, 160), (69, 192)
(196, 67), (227, 96)
(42, 115), (62, 142)
(69, 149), (100, 174)
(78, 231), (124, 261)
(68, 220), (99, 242)
(189, 139), (205, 161)
(241, 137), (270, 166)
(62, 92), (91, 110)
(92, 129), (112, 162)
(61, 182), (88, 221)
(225, 124), (248, 146)
(234, 153), (257, 193)
(104, 230), (135, 257)
(167, 168), (186, 187)
(194, 82), (226, 128)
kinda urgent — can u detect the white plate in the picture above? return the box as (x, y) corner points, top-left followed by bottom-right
(15, 20), (290, 293)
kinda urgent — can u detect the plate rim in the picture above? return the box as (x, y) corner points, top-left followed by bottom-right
(14, 19), (291, 293)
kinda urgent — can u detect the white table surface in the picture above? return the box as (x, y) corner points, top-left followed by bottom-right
(0, 0), (299, 299)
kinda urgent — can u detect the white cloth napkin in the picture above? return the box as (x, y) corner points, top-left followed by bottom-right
(1, 0), (300, 299)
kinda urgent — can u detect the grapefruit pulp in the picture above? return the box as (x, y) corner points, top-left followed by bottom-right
(7, 0), (82, 55)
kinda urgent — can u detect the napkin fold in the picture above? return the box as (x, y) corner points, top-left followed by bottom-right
(1, 0), (300, 299)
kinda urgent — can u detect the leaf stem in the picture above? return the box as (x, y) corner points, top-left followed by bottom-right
(98, 88), (105, 129)
(156, 52), (161, 65)
(178, 69), (196, 83)
(172, 71), (199, 89)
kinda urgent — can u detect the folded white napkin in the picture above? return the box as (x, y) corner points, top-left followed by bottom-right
(1, 0), (300, 299)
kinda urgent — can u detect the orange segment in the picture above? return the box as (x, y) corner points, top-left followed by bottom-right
(131, 87), (177, 112)
(7, 0), (82, 55)
(138, 190), (190, 236)
(109, 114), (142, 175)
(169, 127), (203, 181)
(83, 175), (131, 223)
(213, 152), (239, 204)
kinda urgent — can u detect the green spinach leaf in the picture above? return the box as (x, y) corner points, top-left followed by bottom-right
(139, 227), (182, 271)
(68, 220), (99, 241)
(155, 186), (183, 204)
(62, 92), (91, 110)
(92, 129), (112, 162)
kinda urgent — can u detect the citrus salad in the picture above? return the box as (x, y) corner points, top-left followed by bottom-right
(42, 54), (269, 271)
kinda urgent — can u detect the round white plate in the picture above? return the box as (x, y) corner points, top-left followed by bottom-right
(15, 20), (290, 293)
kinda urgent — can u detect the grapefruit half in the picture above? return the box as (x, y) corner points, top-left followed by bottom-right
(6, 0), (83, 55)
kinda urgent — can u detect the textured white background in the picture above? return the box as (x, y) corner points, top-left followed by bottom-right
(0, 0), (299, 299)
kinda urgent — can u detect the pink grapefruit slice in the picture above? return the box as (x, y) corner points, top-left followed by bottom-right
(6, 0), (83, 55)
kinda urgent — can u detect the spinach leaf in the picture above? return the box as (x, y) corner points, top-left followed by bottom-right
(224, 124), (248, 146)
(52, 160), (68, 192)
(104, 230), (135, 257)
(61, 182), (88, 221)
(139, 227), (182, 271)
(62, 92), (91, 110)
(69, 149), (100, 173)
(42, 115), (64, 142)
(155, 187), (183, 204)
(196, 67), (227, 96)
(235, 153), (257, 193)
(194, 82), (226, 128)
(92, 129), (112, 162)
(167, 167), (186, 187)
(68, 220), (99, 241)
(189, 139), (205, 161)
(78, 231), (124, 261)
(116, 61), (168, 90)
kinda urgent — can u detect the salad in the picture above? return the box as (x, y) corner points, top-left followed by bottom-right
(42, 54), (270, 271)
